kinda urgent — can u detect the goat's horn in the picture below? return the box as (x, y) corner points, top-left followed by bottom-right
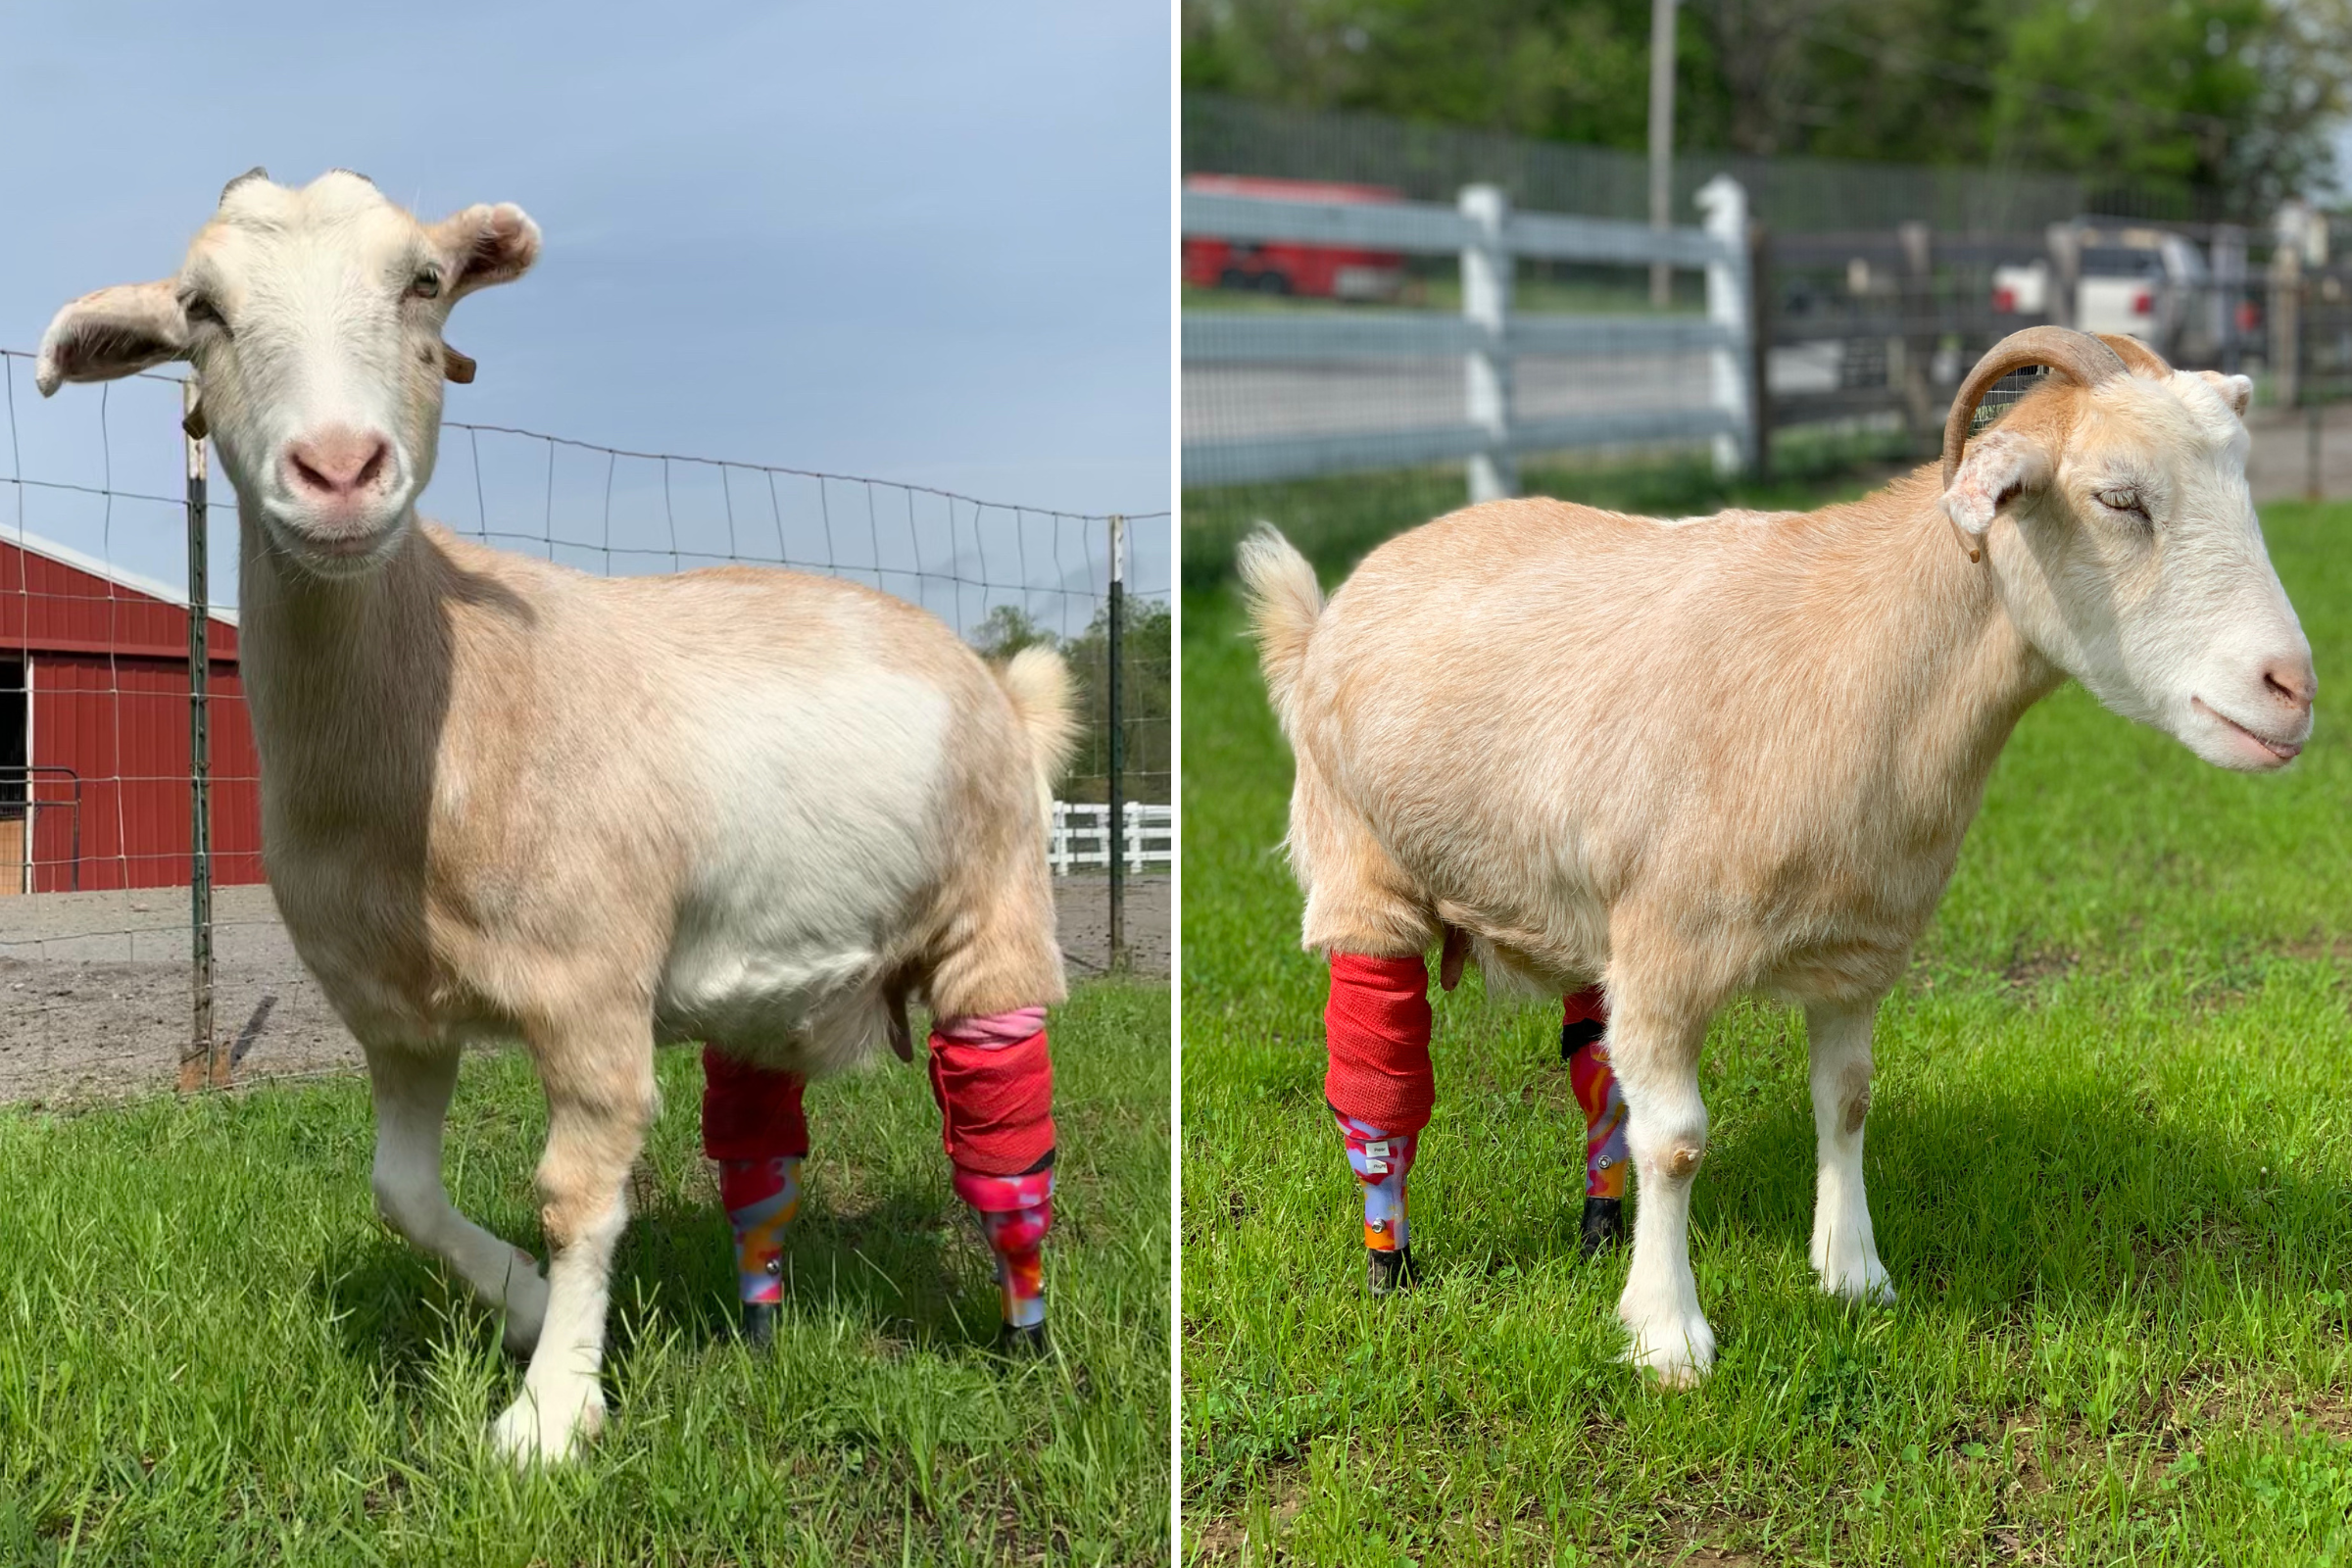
(1942, 327), (2129, 490)
(1938, 326), (2130, 563)
(2093, 332), (2173, 379)
(442, 344), (477, 384)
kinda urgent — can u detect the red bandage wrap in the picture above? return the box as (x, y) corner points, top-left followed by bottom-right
(701, 1048), (810, 1162)
(1324, 952), (1436, 1136)
(928, 1014), (1055, 1176)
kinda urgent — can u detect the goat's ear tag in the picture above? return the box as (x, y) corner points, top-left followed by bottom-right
(443, 345), (477, 384)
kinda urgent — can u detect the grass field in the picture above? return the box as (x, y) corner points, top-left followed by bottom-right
(1181, 479), (2352, 1564)
(0, 979), (1169, 1567)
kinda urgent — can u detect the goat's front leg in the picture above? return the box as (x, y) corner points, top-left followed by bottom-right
(366, 1046), (550, 1354)
(491, 1017), (656, 1465)
(1606, 990), (1716, 1388)
(1804, 998), (1893, 1304)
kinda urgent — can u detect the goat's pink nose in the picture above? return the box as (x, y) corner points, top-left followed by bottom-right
(2264, 658), (2317, 713)
(282, 427), (391, 503)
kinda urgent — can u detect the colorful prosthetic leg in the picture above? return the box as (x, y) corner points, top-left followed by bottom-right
(1561, 987), (1629, 1254)
(929, 1005), (1057, 1352)
(702, 1049), (811, 1348)
(955, 1163), (1054, 1338)
(1336, 1111), (1420, 1292)
(1325, 953), (1436, 1293)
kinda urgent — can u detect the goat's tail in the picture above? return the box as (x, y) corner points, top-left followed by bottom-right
(1237, 523), (1324, 738)
(995, 645), (1080, 824)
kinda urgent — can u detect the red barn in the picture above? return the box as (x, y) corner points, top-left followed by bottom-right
(1, 531), (263, 895)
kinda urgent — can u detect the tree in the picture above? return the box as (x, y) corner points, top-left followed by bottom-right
(970, 604), (1059, 661)
(965, 599), (1172, 806)
(1056, 598), (1173, 807)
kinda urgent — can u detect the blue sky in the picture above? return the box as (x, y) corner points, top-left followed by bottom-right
(0, 2), (1172, 621)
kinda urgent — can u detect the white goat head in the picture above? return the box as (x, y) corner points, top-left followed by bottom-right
(35, 169), (539, 579)
(1939, 326), (2315, 771)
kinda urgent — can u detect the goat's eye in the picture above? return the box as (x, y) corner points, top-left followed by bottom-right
(2094, 488), (2151, 521)
(181, 294), (226, 331)
(408, 267), (442, 301)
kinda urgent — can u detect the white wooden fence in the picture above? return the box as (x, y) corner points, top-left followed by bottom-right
(1182, 176), (1756, 498)
(1049, 802), (1174, 875)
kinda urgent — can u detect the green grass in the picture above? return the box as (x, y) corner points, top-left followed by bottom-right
(1181, 493), (2352, 1564)
(0, 979), (1170, 1566)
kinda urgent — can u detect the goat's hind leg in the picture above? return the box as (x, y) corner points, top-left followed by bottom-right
(366, 1045), (550, 1355)
(492, 1012), (657, 1464)
(1804, 998), (1893, 1304)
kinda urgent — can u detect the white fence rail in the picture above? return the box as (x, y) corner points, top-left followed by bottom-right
(1182, 177), (1756, 497)
(1050, 802), (1173, 875)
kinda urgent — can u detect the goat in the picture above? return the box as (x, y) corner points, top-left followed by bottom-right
(35, 170), (1076, 1460)
(1242, 326), (2314, 1387)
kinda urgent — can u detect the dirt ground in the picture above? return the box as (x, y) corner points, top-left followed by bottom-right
(0, 875), (1168, 1106)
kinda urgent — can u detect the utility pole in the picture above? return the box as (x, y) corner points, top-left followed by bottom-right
(1647, 0), (1680, 307)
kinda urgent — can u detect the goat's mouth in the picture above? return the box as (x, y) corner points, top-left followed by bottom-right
(260, 505), (408, 579)
(2191, 695), (2304, 765)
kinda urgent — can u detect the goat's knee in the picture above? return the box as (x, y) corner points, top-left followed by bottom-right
(370, 1165), (447, 1247)
(1626, 1102), (1709, 1187)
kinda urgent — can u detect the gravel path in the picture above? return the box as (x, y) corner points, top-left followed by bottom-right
(0, 875), (1168, 1106)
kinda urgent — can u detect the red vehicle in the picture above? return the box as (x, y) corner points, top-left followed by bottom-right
(1182, 174), (1406, 301)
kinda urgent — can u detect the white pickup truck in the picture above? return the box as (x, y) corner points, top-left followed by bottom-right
(1991, 226), (2218, 363)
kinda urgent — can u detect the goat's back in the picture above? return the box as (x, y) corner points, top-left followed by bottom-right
(260, 526), (1067, 1068)
(1261, 477), (2026, 996)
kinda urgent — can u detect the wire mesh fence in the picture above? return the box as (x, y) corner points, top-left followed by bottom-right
(1180, 96), (2350, 559)
(0, 348), (1168, 1104)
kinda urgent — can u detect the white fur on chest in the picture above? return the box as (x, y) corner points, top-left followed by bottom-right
(653, 665), (952, 1062)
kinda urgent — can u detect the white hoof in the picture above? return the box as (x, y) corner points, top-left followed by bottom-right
(1619, 1307), (1716, 1389)
(501, 1258), (551, 1357)
(488, 1382), (605, 1466)
(1816, 1253), (1895, 1306)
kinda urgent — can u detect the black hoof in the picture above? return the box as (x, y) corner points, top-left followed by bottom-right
(1580, 1197), (1625, 1256)
(1366, 1245), (1416, 1296)
(739, 1300), (777, 1350)
(999, 1320), (1051, 1358)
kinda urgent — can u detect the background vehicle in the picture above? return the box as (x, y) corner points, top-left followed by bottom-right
(1181, 174), (1405, 300)
(1990, 225), (2222, 365)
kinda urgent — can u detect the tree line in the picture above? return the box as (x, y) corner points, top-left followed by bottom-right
(972, 600), (1173, 806)
(1183, 0), (2351, 215)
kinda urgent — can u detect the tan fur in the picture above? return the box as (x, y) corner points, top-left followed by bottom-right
(242, 523), (1068, 1060)
(1243, 336), (2315, 1386)
(1245, 462), (2058, 1004)
(37, 172), (1076, 1461)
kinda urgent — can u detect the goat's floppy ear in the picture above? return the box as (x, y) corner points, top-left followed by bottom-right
(1939, 426), (2053, 557)
(427, 203), (541, 302)
(33, 280), (188, 396)
(2198, 369), (2254, 417)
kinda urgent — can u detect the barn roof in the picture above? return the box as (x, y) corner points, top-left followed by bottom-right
(2, 527), (240, 663)
(2, 528), (237, 626)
